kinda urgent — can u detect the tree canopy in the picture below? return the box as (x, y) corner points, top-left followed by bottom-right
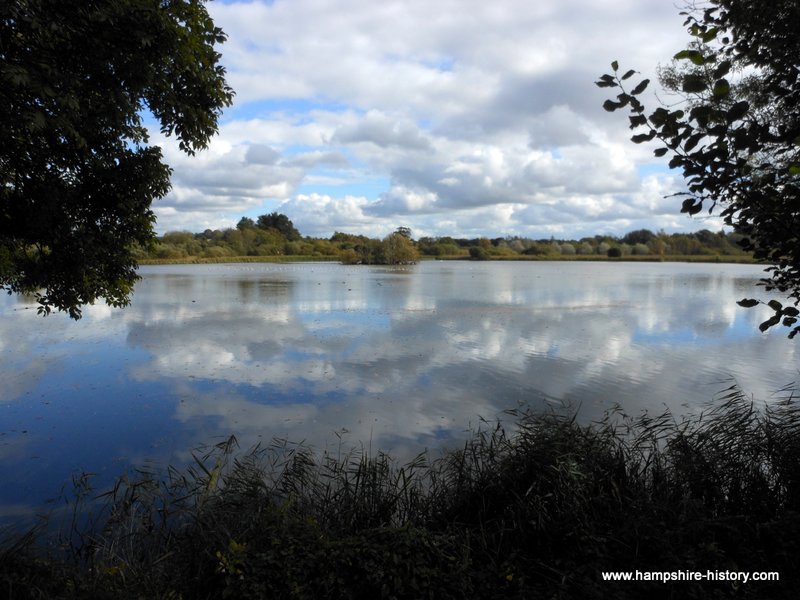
(598, 0), (800, 336)
(256, 212), (301, 241)
(0, 0), (233, 318)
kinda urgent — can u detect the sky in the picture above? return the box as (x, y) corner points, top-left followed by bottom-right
(148, 0), (726, 240)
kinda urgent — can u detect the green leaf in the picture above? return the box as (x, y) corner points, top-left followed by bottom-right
(682, 74), (708, 93)
(683, 133), (704, 152)
(759, 315), (781, 332)
(629, 115), (648, 128)
(768, 299), (783, 311)
(712, 78), (730, 98)
(690, 105), (713, 127)
(595, 74), (617, 88)
(602, 99), (621, 112)
(631, 131), (656, 143)
(681, 198), (703, 215)
(783, 306), (799, 317)
(736, 298), (760, 308)
(631, 79), (650, 96)
(713, 60), (731, 79)
(788, 164), (800, 175)
(611, 60), (619, 71)
(669, 155), (684, 169)
(649, 107), (670, 127)
(621, 69), (636, 81)
(701, 27), (719, 42)
(727, 101), (749, 122)
(653, 147), (669, 157)
(674, 49), (705, 65)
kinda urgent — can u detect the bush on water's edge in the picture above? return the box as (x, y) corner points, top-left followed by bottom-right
(3, 385), (800, 599)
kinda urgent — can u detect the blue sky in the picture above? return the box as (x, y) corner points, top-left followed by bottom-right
(149, 0), (726, 239)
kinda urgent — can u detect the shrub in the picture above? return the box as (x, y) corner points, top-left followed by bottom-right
(469, 246), (490, 260)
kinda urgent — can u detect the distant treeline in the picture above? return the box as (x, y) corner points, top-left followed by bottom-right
(135, 212), (752, 265)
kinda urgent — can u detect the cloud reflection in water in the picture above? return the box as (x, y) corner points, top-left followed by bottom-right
(0, 261), (797, 516)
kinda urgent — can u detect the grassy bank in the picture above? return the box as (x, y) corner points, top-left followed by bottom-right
(138, 255), (342, 265)
(436, 253), (757, 263)
(3, 387), (799, 599)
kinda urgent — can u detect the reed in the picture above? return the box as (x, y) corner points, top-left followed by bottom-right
(3, 385), (799, 598)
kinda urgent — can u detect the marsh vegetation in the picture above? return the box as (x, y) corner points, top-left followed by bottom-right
(3, 387), (799, 599)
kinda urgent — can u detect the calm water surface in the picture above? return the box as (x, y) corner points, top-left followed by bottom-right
(1, 261), (798, 519)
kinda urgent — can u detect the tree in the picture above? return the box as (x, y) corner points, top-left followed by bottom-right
(256, 212), (301, 241)
(237, 217), (255, 230)
(469, 246), (489, 261)
(380, 232), (418, 265)
(394, 226), (413, 240)
(622, 229), (655, 246)
(1, 0), (233, 318)
(598, 0), (800, 336)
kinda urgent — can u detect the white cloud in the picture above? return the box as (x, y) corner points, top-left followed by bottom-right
(333, 110), (432, 150)
(148, 0), (712, 238)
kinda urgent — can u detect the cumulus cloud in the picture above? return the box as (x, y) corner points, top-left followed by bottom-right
(245, 144), (281, 165)
(277, 193), (385, 237)
(333, 111), (432, 150)
(148, 0), (711, 238)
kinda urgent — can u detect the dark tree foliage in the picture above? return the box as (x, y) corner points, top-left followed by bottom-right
(394, 226), (412, 239)
(237, 217), (255, 230)
(621, 229), (656, 246)
(598, 0), (800, 336)
(0, 0), (233, 318)
(256, 212), (301, 241)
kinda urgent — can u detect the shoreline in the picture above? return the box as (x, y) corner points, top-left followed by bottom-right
(137, 253), (757, 266)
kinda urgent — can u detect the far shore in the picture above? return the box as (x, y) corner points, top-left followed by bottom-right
(138, 253), (757, 266)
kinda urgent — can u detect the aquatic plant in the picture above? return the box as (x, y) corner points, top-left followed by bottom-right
(2, 385), (800, 598)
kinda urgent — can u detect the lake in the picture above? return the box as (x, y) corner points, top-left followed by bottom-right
(1, 260), (798, 521)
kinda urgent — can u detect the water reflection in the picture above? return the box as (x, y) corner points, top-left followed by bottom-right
(1, 261), (797, 518)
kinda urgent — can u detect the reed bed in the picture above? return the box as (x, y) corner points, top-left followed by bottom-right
(2, 385), (799, 598)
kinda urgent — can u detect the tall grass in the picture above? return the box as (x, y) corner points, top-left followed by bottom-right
(3, 386), (800, 598)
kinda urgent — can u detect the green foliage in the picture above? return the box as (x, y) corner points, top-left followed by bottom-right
(0, 0), (233, 319)
(598, 0), (800, 336)
(154, 221), (419, 266)
(380, 232), (419, 265)
(622, 229), (656, 246)
(256, 212), (301, 241)
(469, 246), (490, 260)
(559, 242), (576, 255)
(394, 226), (413, 240)
(417, 237), (467, 257)
(237, 217), (256, 230)
(143, 223), (751, 267)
